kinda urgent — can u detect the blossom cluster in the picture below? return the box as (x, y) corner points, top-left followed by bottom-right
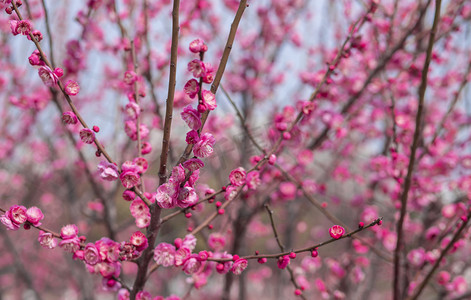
(0, 205), (44, 230)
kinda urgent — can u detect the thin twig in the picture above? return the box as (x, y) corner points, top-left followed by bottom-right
(158, 0), (181, 185)
(407, 208), (470, 300)
(177, 0), (248, 165)
(393, 1), (441, 299)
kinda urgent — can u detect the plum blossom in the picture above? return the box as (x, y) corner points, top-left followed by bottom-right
(125, 102), (141, 120)
(199, 90), (217, 111)
(184, 79), (199, 99)
(188, 59), (206, 78)
(1, 213), (20, 230)
(182, 254), (202, 275)
(62, 111), (78, 124)
(174, 246), (192, 266)
(7, 205), (27, 225)
(26, 206), (43, 226)
(61, 224), (78, 239)
(232, 259), (248, 275)
(84, 243), (101, 265)
(181, 105), (202, 130)
(229, 167), (246, 186)
(130, 231), (148, 252)
(38, 231), (57, 249)
(182, 158), (204, 171)
(189, 38), (207, 53)
(10, 20), (33, 36)
(60, 237), (81, 253)
(80, 128), (96, 144)
(176, 186), (198, 208)
(120, 163), (140, 188)
(64, 80), (80, 95)
(246, 171), (261, 190)
(193, 133), (215, 158)
(97, 161), (119, 181)
(154, 243), (176, 267)
(38, 66), (59, 87)
(329, 225), (345, 239)
(186, 130), (200, 144)
(277, 255), (290, 269)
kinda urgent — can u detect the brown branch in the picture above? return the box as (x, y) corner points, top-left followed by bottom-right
(177, 0), (248, 165)
(264, 204), (307, 300)
(158, 0), (181, 185)
(407, 208), (470, 300)
(393, 1), (441, 299)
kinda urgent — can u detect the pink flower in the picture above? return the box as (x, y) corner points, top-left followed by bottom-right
(232, 259), (248, 275)
(28, 50), (43, 66)
(61, 224), (79, 239)
(184, 79), (200, 99)
(62, 111), (78, 124)
(182, 255), (202, 275)
(118, 289), (129, 300)
(125, 102), (140, 120)
(277, 255), (290, 269)
(407, 248), (426, 267)
(188, 59), (206, 78)
(130, 199), (149, 218)
(27, 30), (43, 42)
(182, 234), (197, 251)
(229, 167), (246, 186)
(141, 142), (152, 155)
(135, 291), (152, 300)
(246, 171), (261, 190)
(38, 66), (59, 87)
(26, 206), (44, 226)
(182, 158), (204, 171)
(279, 182), (297, 200)
(193, 133), (215, 158)
(132, 157), (148, 174)
(329, 225), (345, 239)
(97, 161), (119, 181)
(176, 186), (198, 208)
(181, 105), (201, 130)
(120, 171), (140, 189)
(224, 185), (239, 201)
(186, 130), (200, 144)
(10, 20), (33, 36)
(59, 237), (81, 253)
(80, 128), (96, 144)
(65, 80), (80, 95)
(1, 214), (20, 230)
(437, 271), (451, 285)
(200, 90), (217, 111)
(155, 182), (178, 209)
(215, 252), (233, 274)
(174, 246), (192, 266)
(189, 38), (207, 53)
(154, 243), (176, 267)
(7, 205), (27, 225)
(130, 231), (148, 251)
(84, 243), (100, 265)
(38, 231), (57, 249)
(135, 213), (150, 228)
(123, 71), (138, 85)
(124, 121), (149, 141)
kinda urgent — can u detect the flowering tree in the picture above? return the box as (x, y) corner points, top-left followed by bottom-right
(1, 0), (471, 299)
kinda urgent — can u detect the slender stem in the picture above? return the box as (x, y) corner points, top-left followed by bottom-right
(393, 1), (441, 299)
(407, 209), (470, 300)
(177, 0), (248, 165)
(158, 0), (181, 184)
(264, 204), (307, 300)
(206, 217), (383, 262)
